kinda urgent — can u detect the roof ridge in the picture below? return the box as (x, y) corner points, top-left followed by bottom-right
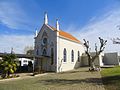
(46, 24), (80, 43)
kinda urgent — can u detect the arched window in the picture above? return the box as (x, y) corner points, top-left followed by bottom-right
(63, 48), (67, 62)
(51, 48), (54, 65)
(71, 50), (74, 62)
(42, 49), (47, 56)
(78, 51), (80, 62)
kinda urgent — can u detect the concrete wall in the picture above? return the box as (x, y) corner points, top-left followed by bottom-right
(118, 56), (120, 65)
(81, 52), (104, 67)
(103, 52), (119, 65)
(81, 56), (89, 66)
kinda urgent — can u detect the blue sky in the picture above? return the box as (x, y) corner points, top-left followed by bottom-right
(0, 0), (120, 53)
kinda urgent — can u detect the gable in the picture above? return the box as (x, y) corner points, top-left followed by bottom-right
(35, 24), (55, 40)
(35, 24), (81, 44)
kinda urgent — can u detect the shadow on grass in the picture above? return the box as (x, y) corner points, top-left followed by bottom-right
(58, 70), (90, 74)
(102, 75), (120, 90)
(102, 75), (120, 85)
(37, 78), (103, 86)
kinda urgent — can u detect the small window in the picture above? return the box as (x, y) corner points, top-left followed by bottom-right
(71, 50), (74, 62)
(78, 51), (80, 62)
(63, 48), (67, 62)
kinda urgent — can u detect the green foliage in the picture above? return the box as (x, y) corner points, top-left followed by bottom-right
(0, 54), (19, 78)
(101, 66), (120, 77)
(101, 66), (120, 90)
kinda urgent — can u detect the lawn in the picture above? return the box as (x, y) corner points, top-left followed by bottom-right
(101, 66), (120, 90)
(0, 67), (104, 90)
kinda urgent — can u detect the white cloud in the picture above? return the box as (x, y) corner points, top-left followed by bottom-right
(0, 2), (33, 30)
(0, 35), (34, 54)
(67, 7), (120, 53)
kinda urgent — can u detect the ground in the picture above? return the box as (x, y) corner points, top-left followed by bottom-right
(0, 67), (105, 90)
(101, 66), (120, 90)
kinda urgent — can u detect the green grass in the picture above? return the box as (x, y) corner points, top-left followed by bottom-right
(0, 67), (104, 90)
(101, 66), (120, 90)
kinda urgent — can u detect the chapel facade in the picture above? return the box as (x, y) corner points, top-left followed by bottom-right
(34, 13), (85, 72)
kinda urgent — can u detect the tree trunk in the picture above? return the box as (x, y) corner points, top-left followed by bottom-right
(7, 71), (10, 77)
(90, 60), (95, 70)
(88, 58), (91, 67)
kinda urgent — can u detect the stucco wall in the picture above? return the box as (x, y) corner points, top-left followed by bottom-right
(57, 37), (85, 72)
(35, 24), (85, 72)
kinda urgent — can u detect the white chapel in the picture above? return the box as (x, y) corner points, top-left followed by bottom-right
(34, 13), (85, 72)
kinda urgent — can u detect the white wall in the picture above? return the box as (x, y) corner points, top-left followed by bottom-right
(57, 37), (85, 72)
(35, 24), (85, 72)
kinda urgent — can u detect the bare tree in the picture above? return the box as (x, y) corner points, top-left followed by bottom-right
(24, 46), (34, 54)
(83, 37), (107, 70)
(110, 25), (120, 44)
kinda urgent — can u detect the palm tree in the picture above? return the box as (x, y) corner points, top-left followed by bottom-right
(0, 54), (19, 78)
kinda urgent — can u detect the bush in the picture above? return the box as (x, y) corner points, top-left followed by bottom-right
(0, 54), (19, 78)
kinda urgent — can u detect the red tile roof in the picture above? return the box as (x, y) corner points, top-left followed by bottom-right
(47, 25), (80, 43)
